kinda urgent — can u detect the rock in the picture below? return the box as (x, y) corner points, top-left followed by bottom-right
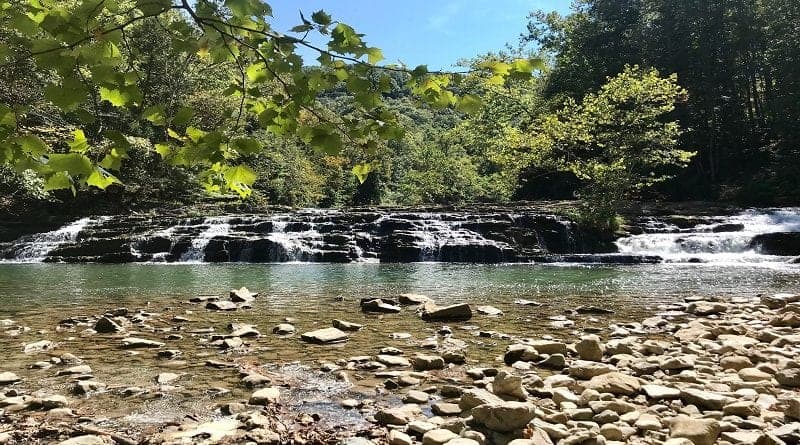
(0, 372), (21, 385)
(476, 305), (503, 316)
(720, 355), (753, 371)
(361, 298), (402, 313)
(504, 344), (539, 365)
(584, 372), (640, 395)
(388, 430), (413, 445)
(93, 316), (123, 333)
(787, 399), (800, 420)
(221, 337), (243, 349)
(73, 380), (105, 395)
(641, 384), (680, 400)
(37, 394), (69, 409)
(669, 417), (720, 445)
(575, 335), (604, 361)
(680, 388), (735, 411)
(58, 436), (110, 445)
(249, 387), (280, 405)
(528, 340), (568, 355)
(686, 301), (727, 316)
(575, 305), (614, 314)
(229, 323), (260, 337)
(403, 390), (430, 404)
(56, 365), (92, 376)
(230, 286), (258, 302)
(723, 401), (761, 417)
(206, 300), (238, 311)
(776, 368), (800, 387)
(738, 367), (772, 382)
(492, 371), (528, 400)
(419, 302), (472, 321)
(635, 413), (662, 431)
(398, 294), (432, 305)
(160, 418), (241, 442)
(721, 431), (763, 444)
(300, 327), (348, 344)
(538, 354), (566, 369)
(272, 323), (295, 335)
(660, 356), (696, 371)
(569, 361), (615, 379)
(762, 293), (800, 309)
(24, 340), (54, 353)
(459, 388), (504, 411)
(471, 402), (536, 432)
(413, 355), (445, 371)
(156, 373), (181, 385)
(120, 337), (164, 348)
(333, 319), (363, 331)
(422, 429), (458, 445)
(377, 355), (411, 367)
(514, 299), (542, 306)
(375, 404), (421, 425)
(431, 402), (461, 416)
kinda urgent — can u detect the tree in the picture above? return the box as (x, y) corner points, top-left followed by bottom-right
(0, 0), (539, 199)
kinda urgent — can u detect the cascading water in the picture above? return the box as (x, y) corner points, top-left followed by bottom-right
(178, 217), (231, 262)
(266, 217), (326, 262)
(615, 208), (800, 263)
(10, 217), (103, 262)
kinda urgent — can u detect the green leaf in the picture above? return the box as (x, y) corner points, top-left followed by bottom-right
(142, 105), (166, 126)
(352, 163), (371, 184)
(47, 153), (93, 176)
(366, 47), (383, 64)
(246, 63), (269, 83)
(154, 143), (172, 158)
(15, 135), (48, 156)
(311, 10), (332, 26)
(223, 164), (257, 198)
(45, 77), (88, 112)
(173, 106), (194, 127)
(99, 85), (141, 107)
(0, 104), (15, 129)
(232, 138), (262, 155)
(44, 171), (73, 192)
(86, 167), (120, 190)
(135, 0), (171, 15)
(68, 129), (89, 153)
(224, 0), (270, 17)
(456, 94), (483, 114)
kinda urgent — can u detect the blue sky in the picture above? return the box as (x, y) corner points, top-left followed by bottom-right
(268, 1), (571, 70)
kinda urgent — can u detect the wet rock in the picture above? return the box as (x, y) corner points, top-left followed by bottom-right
(158, 349), (182, 359)
(206, 301), (238, 311)
(514, 299), (543, 306)
(419, 303), (472, 321)
(361, 299), (401, 313)
(476, 305), (503, 316)
(241, 372), (271, 388)
(160, 418), (241, 442)
(584, 372), (640, 395)
(230, 286), (258, 303)
(575, 335), (604, 361)
(403, 390), (430, 404)
(229, 323), (260, 338)
(528, 340), (567, 355)
(272, 324), (295, 335)
(249, 387), (280, 405)
(156, 373), (181, 385)
(575, 305), (614, 315)
(669, 417), (720, 445)
(398, 294), (432, 305)
(377, 355), (411, 367)
(333, 319), (363, 331)
(471, 401), (536, 432)
(413, 355), (445, 371)
(221, 337), (243, 349)
(93, 316), (123, 333)
(56, 365), (92, 376)
(0, 372), (21, 385)
(301, 327), (348, 344)
(432, 402), (462, 416)
(120, 337), (164, 348)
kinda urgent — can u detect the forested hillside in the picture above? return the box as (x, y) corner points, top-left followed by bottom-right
(1, 0), (797, 223)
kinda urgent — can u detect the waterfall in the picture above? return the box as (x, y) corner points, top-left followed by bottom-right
(615, 208), (800, 263)
(178, 217), (231, 262)
(10, 217), (102, 262)
(266, 217), (325, 262)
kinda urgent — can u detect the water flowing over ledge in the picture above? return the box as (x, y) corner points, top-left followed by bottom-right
(1, 207), (799, 265)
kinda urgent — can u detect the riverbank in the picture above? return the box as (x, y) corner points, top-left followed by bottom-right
(1, 285), (800, 444)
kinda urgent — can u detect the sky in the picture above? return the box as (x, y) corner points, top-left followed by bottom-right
(268, 0), (571, 70)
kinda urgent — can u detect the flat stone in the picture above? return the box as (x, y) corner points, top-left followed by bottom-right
(641, 384), (680, 400)
(528, 340), (568, 355)
(388, 430), (413, 445)
(56, 365), (92, 376)
(459, 388), (504, 411)
(272, 324), (295, 335)
(375, 404), (421, 425)
(422, 429), (457, 445)
(569, 360), (615, 379)
(575, 335), (604, 361)
(333, 319), (363, 331)
(403, 390), (430, 404)
(206, 300), (238, 311)
(156, 373), (181, 385)
(24, 340), (54, 354)
(300, 327), (348, 344)
(361, 298), (401, 313)
(413, 355), (445, 371)
(398, 294), (433, 305)
(230, 287), (257, 302)
(686, 301), (727, 316)
(249, 387), (280, 405)
(584, 372), (640, 395)
(419, 302), (472, 321)
(0, 372), (21, 385)
(669, 417), (720, 445)
(476, 305), (503, 316)
(431, 402), (461, 416)
(120, 337), (164, 348)
(680, 388), (735, 410)
(377, 355), (411, 367)
(58, 436), (109, 445)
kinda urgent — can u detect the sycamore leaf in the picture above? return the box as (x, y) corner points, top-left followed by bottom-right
(45, 77), (88, 112)
(142, 105), (166, 126)
(311, 10), (332, 26)
(86, 167), (120, 190)
(68, 129), (89, 153)
(14, 135), (48, 156)
(246, 63), (269, 83)
(46, 153), (93, 176)
(99, 85), (140, 107)
(135, 0), (171, 15)
(352, 163), (371, 184)
(154, 143), (172, 158)
(224, 0), (270, 17)
(232, 138), (262, 155)
(223, 164), (257, 198)
(366, 47), (383, 64)
(44, 171), (73, 192)
(173, 106), (193, 127)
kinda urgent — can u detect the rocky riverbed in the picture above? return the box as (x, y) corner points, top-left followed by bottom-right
(1, 288), (800, 445)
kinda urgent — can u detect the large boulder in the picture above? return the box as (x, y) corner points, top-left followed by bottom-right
(750, 232), (800, 256)
(470, 402), (536, 432)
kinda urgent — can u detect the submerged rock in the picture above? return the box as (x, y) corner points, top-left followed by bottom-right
(230, 286), (258, 302)
(93, 316), (124, 333)
(120, 337), (165, 348)
(0, 372), (21, 385)
(419, 303), (472, 321)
